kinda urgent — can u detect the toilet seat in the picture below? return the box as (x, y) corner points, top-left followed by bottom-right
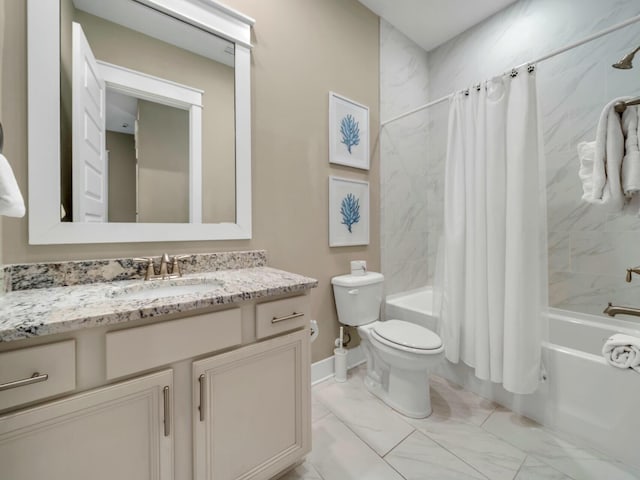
(372, 320), (442, 354)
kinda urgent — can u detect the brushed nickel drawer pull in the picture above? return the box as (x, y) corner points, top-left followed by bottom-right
(271, 312), (304, 324)
(198, 374), (205, 422)
(163, 386), (170, 437)
(0, 372), (49, 392)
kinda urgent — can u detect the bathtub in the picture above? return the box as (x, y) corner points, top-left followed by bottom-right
(385, 287), (436, 329)
(385, 287), (640, 470)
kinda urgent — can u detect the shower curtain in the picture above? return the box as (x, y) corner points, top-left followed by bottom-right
(440, 67), (548, 395)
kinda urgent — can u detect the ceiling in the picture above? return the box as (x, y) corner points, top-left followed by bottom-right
(359, 0), (518, 51)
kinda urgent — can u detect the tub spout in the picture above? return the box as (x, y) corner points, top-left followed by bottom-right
(603, 302), (640, 318)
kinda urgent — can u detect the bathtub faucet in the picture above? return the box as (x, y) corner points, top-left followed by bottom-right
(625, 266), (640, 282)
(603, 302), (640, 318)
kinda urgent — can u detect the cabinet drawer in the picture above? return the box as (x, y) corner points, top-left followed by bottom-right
(255, 295), (309, 339)
(0, 340), (76, 411)
(106, 308), (241, 379)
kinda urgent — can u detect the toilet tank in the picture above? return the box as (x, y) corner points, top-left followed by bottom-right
(331, 272), (384, 326)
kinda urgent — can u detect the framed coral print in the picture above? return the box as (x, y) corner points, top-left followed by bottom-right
(329, 92), (370, 170)
(329, 176), (369, 247)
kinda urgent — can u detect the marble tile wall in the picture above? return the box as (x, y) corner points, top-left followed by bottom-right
(379, 20), (432, 296)
(381, 0), (640, 315)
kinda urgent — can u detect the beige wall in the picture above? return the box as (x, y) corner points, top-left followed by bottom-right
(1, 0), (380, 363)
(202, 64), (235, 224)
(106, 131), (136, 223)
(137, 100), (189, 223)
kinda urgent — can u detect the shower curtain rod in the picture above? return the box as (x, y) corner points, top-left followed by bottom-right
(381, 13), (640, 127)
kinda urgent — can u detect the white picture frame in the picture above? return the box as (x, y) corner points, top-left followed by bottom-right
(329, 176), (369, 247)
(329, 92), (369, 170)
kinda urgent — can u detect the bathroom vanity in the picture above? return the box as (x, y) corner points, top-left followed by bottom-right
(0, 251), (317, 480)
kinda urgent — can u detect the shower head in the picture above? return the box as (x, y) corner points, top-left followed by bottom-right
(613, 46), (640, 69)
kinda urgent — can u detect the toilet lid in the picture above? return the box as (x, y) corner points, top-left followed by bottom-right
(373, 320), (442, 350)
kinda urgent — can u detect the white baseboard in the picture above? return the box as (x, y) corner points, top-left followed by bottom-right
(311, 345), (365, 385)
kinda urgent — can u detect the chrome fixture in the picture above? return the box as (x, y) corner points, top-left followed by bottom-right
(271, 312), (304, 324)
(614, 98), (640, 113)
(625, 266), (640, 282)
(604, 302), (640, 318)
(612, 46), (640, 69)
(134, 253), (188, 280)
(163, 386), (171, 437)
(0, 372), (48, 392)
(198, 374), (206, 421)
(612, 47), (640, 113)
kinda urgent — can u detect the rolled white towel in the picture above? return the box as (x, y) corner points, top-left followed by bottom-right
(602, 334), (640, 373)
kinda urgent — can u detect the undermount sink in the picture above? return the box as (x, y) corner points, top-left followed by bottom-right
(107, 277), (224, 301)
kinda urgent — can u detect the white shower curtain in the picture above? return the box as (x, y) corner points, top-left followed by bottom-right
(440, 68), (548, 395)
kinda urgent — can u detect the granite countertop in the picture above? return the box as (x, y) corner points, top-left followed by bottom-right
(0, 267), (318, 343)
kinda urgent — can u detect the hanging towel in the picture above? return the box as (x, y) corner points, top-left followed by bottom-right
(621, 106), (640, 196)
(602, 333), (640, 373)
(0, 153), (25, 217)
(578, 97), (628, 211)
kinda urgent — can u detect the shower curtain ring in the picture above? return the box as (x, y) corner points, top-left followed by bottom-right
(527, 64), (535, 73)
(510, 68), (518, 77)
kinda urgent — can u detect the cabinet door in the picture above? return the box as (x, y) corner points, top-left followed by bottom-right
(0, 369), (173, 480)
(194, 329), (310, 480)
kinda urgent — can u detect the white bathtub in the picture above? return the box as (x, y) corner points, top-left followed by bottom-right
(385, 287), (436, 329)
(385, 287), (640, 470)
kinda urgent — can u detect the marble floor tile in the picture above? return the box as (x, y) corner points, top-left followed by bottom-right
(307, 369), (637, 480)
(385, 430), (489, 480)
(430, 375), (497, 426)
(277, 460), (324, 480)
(309, 414), (405, 480)
(313, 371), (415, 456)
(311, 390), (331, 423)
(403, 413), (527, 480)
(514, 457), (573, 480)
(483, 408), (640, 480)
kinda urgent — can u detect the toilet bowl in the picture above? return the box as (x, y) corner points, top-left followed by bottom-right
(331, 272), (444, 418)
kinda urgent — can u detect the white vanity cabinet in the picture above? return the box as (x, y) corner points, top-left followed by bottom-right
(0, 292), (311, 480)
(0, 369), (174, 480)
(193, 329), (310, 480)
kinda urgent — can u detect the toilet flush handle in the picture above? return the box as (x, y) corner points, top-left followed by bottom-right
(348, 289), (359, 295)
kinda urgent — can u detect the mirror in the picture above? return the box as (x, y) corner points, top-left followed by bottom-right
(28, 0), (254, 243)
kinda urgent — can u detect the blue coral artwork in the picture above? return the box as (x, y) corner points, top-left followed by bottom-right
(340, 115), (360, 154)
(329, 176), (369, 247)
(329, 92), (370, 170)
(340, 193), (360, 233)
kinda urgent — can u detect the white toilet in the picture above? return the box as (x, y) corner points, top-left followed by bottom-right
(331, 272), (444, 418)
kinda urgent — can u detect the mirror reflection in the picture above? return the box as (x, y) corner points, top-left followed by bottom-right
(60, 0), (236, 224)
(106, 90), (190, 223)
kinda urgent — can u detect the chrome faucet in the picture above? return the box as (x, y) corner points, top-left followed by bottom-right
(134, 254), (188, 280)
(159, 253), (171, 278)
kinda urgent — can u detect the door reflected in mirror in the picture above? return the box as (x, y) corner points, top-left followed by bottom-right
(60, 0), (236, 224)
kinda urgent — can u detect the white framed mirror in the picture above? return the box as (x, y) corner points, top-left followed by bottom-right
(27, 0), (254, 244)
